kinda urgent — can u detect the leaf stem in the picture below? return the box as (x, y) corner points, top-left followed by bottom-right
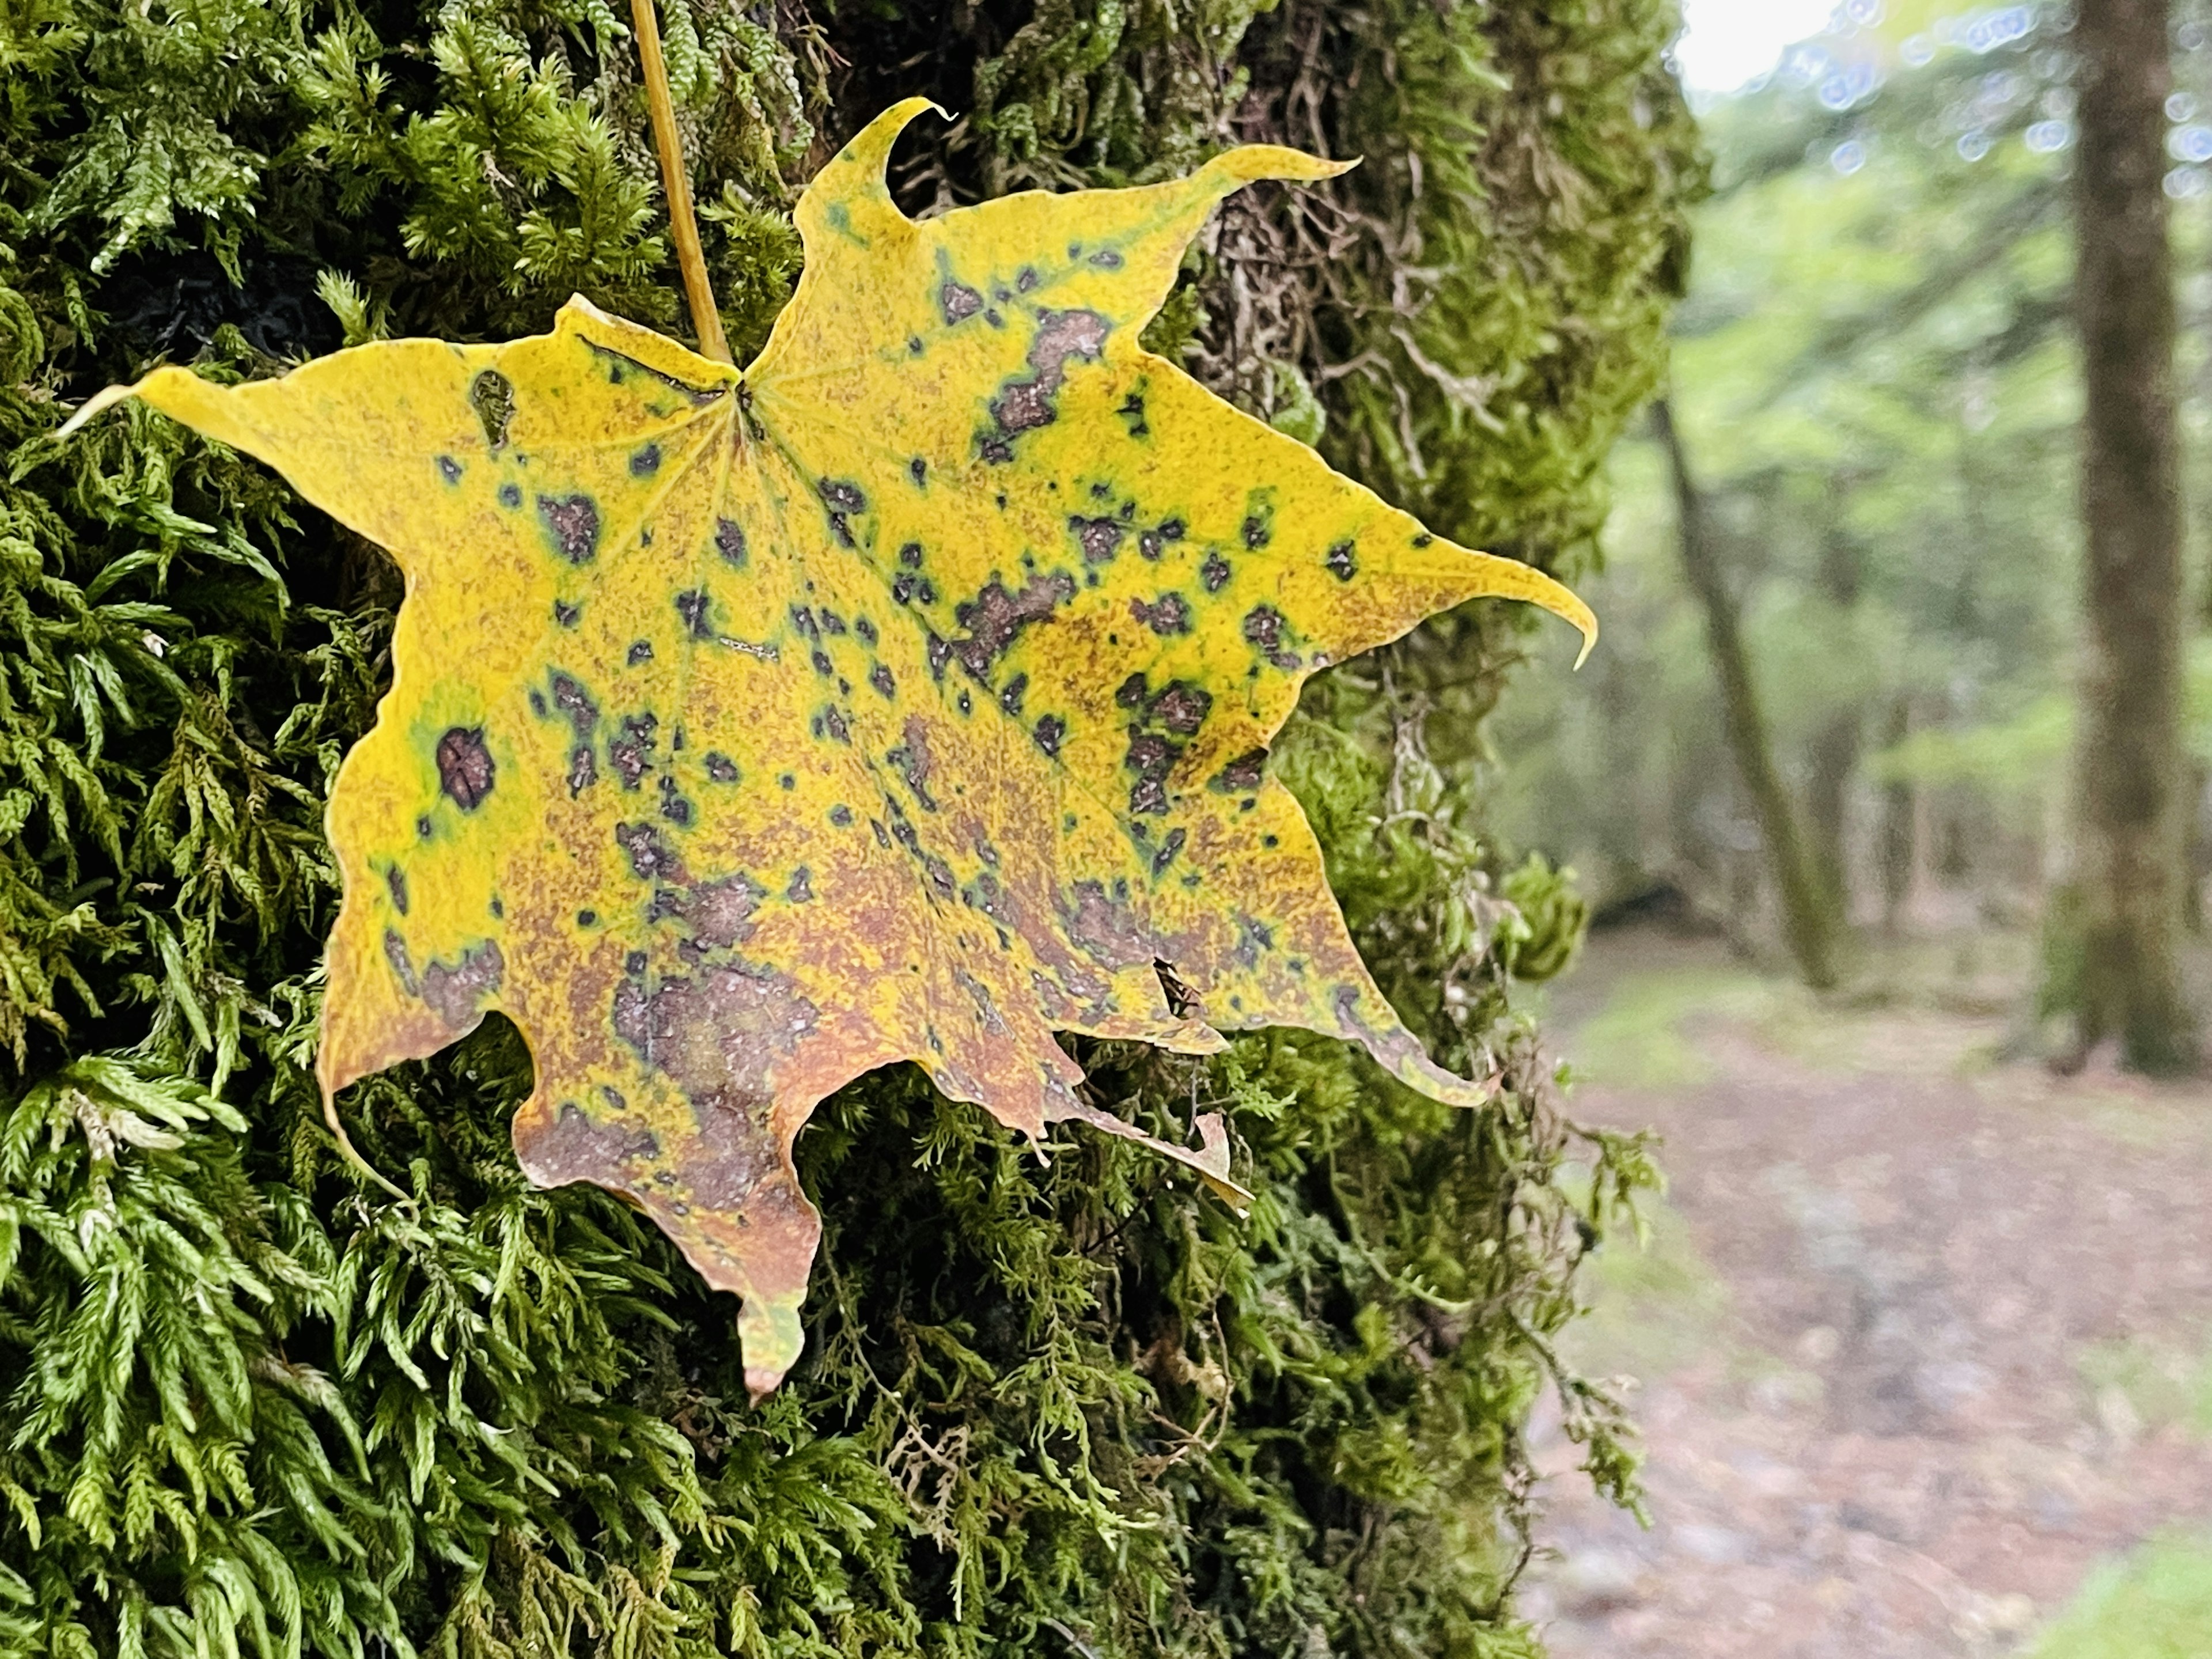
(628, 0), (733, 365)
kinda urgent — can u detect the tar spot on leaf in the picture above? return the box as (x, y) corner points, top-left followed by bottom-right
(500, 483), (522, 509)
(1130, 593), (1191, 635)
(438, 455), (461, 484)
(706, 752), (738, 782)
(1325, 540), (1358, 580)
(715, 518), (748, 566)
(435, 727), (495, 809)
(537, 494), (601, 564)
(628, 641), (654, 665)
(631, 444), (661, 476)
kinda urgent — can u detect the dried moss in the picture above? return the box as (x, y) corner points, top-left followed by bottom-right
(0, 2), (1690, 1654)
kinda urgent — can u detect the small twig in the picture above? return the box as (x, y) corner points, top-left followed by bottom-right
(628, 0), (732, 364)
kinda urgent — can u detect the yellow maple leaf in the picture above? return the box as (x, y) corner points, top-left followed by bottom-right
(69, 101), (1593, 1395)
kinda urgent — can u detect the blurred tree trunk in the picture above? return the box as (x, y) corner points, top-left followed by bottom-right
(1805, 520), (1865, 916)
(2048, 0), (2198, 1070)
(1656, 397), (1840, 989)
(1879, 696), (1916, 933)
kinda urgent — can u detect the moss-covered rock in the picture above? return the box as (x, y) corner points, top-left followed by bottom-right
(0, 2), (1691, 1653)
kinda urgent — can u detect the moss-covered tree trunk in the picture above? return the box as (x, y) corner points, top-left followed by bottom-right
(2044, 0), (2198, 1073)
(0, 3), (1694, 1654)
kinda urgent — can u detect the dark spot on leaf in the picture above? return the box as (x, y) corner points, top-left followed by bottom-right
(435, 727), (495, 809)
(1147, 681), (1212, 736)
(552, 673), (597, 736)
(437, 455), (461, 484)
(1243, 605), (1285, 651)
(628, 641), (654, 666)
(856, 617), (877, 645)
(1412, 533), (1434, 548)
(1130, 593), (1191, 635)
(386, 866), (409, 915)
(675, 590), (710, 638)
(811, 650), (834, 677)
(416, 815), (433, 840)
(819, 608), (847, 635)
(1213, 749), (1267, 793)
(631, 443), (661, 476)
(419, 940), (503, 1028)
(706, 752), (738, 782)
(577, 909), (597, 927)
(819, 478), (866, 513)
(908, 335), (923, 354)
(1151, 827), (1187, 876)
(823, 707), (851, 744)
(1071, 516), (1124, 563)
(941, 281), (983, 323)
(870, 664), (896, 698)
(927, 634), (953, 679)
(1118, 391), (1149, 436)
(790, 605), (819, 639)
(1124, 731), (1180, 816)
(952, 571), (1077, 673)
(554, 600), (580, 627)
(987, 308), (1109, 442)
(780, 772), (795, 790)
(537, 494), (601, 564)
(1242, 514), (1271, 549)
(830, 804), (854, 827)
(1089, 248), (1124, 268)
(569, 745), (597, 795)
(715, 518), (747, 566)
(999, 672), (1028, 715)
(529, 690), (548, 718)
(787, 866), (813, 903)
(616, 823), (679, 879)
(1326, 540), (1358, 580)
(500, 483), (522, 509)
(384, 929), (418, 995)
(1119, 675), (1151, 709)
(889, 721), (940, 811)
(659, 776), (692, 824)
(892, 573), (918, 605)
(627, 950), (649, 975)
(1033, 713), (1065, 756)
(470, 370), (515, 449)
(1202, 551), (1231, 592)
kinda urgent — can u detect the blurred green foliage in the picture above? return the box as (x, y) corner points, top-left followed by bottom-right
(0, 0), (1693, 1653)
(1487, 0), (2212, 926)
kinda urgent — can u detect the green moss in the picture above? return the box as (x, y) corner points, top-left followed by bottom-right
(0, 1), (1695, 1653)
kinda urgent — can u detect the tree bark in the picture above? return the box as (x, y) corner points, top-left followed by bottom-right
(2055, 0), (2197, 1071)
(1805, 520), (1866, 916)
(1655, 398), (1840, 990)
(1879, 696), (1915, 934)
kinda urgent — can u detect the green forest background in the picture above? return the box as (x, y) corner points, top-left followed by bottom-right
(0, 2), (1704, 1656)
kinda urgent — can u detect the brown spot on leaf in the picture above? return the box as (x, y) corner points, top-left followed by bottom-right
(1124, 730), (1180, 816)
(986, 308), (1109, 444)
(383, 928), (418, 995)
(436, 727), (495, 809)
(1201, 551), (1231, 592)
(420, 940), (503, 1028)
(1147, 680), (1212, 736)
(385, 866), (409, 915)
(1212, 749), (1267, 792)
(715, 518), (747, 566)
(1130, 593), (1191, 635)
(1071, 516), (1124, 563)
(952, 571), (1077, 674)
(616, 821), (684, 881)
(537, 494), (601, 564)
(940, 281), (983, 323)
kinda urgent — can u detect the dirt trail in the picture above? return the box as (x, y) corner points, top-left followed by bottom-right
(1525, 930), (2212, 1656)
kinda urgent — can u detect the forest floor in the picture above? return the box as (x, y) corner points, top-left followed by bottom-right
(1521, 925), (2212, 1657)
